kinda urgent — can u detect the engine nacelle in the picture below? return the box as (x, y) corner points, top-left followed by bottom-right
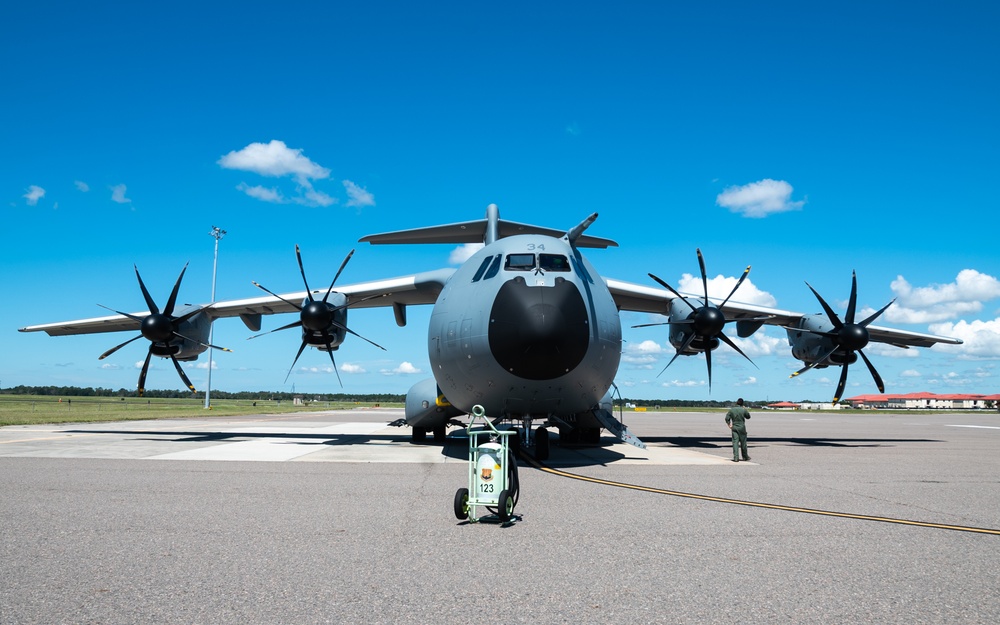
(300, 292), (348, 350)
(405, 378), (463, 429)
(165, 306), (213, 362)
(785, 313), (857, 368)
(667, 300), (720, 354)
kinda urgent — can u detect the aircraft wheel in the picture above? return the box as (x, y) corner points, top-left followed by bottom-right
(498, 489), (513, 522)
(535, 427), (550, 460)
(412, 427), (427, 443)
(454, 488), (470, 520)
(433, 425), (447, 442)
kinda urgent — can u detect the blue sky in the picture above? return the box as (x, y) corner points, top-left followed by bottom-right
(2, 1), (998, 401)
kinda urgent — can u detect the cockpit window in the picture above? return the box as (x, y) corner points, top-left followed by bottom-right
(483, 254), (502, 280)
(539, 254), (570, 272)
(471, 255), (494, 282)
(505, 253), (536, 271)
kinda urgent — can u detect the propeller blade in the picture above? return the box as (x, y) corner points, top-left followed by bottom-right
(704, 342), (713, 391)
(696, 248), (709, 306)
(323, 249), (355, 303)
(295, 245), (314, 301)
(631, 321), (675, 329)
(137, 349), (153, 397)
(171, 331), (232, 353)
(648, 273), (699, 312)
(170, 354), (196, 393)
(99, 334), (144, 360)
(284, 341), (309, 384)
(789, 344), (840, 378)
(163, 263), (189, 317)
(858, 349), (885, 393)
(860, 298), (896, 328)
(845, 271), (858, 325)
(96, 304), (145, 323)
(719, 265), (752, 308)
(717, 331), (758, 368)
(247, 321), (302, 340)
(805, 281), (844, 330)
(325, 341), (344, 388)
(657, 332), (698, 377)
(251, 281), (304, 311)
(330, 321), (387, 351)
(134, 266), (160, 315)
(833, 360), (851, 403)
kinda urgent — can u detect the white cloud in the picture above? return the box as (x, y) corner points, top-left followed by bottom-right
(219, 140), (345, 208)
(23, 185), (45, 205)
(237, 183), (285, 203)
(928, 318), (1000, 359)
(661, 379), (707, 388)
(218, 140), (330, 182)
(110, 184), (131, 204)
(380, 361), (422, 375)
(676, 273), (777, 307)
(340, 363), (367, 374)
(193, 361), (219, 370)
(100, 363), (121, 370)
(74, 180), (89, 192)
(736, 376), (758, 386)
(343, 180), (375, 207)
(901, 369), (921, 378)
(716, 179), (805, 218)
(886, 270), (1000, 323)
(729, 331), (784, 357)
(450, 243), (484, 265)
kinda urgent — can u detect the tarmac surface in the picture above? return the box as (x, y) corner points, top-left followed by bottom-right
(2, 408), (999, 624)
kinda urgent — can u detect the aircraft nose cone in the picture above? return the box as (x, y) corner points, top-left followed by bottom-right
(488, 277), (589, 380)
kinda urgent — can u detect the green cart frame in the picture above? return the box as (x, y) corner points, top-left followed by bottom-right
(453, 405), (519, 523)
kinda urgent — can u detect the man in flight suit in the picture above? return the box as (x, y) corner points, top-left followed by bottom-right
(725, 398), (751, 462)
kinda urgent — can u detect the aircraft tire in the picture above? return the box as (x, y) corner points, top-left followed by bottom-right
(433, 426), (447, 442)
(498, 489), (513, 522)
(454, 488), (470, 520)
(412, 427), (427, 443)
(535, 427), (550, 461)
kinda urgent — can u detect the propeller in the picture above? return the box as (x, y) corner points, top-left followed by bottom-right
(635, 249), (770, 390)
(249, 246), (387, 387)
(98, 264), (230, 396)
(789, 271), (895, 402)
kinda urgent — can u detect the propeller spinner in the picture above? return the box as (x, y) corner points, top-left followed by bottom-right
(98, 264), (230, 396)
(250, 246), (386, 386)
(636, 249), (767, 390)
(790, 271), (895, 402)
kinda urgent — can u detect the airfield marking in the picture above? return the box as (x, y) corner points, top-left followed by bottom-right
(946, 424), (1000, 430)
(520, 453), (1000, 536)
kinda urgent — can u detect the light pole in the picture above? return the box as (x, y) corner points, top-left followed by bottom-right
(205, 226), (226, 409)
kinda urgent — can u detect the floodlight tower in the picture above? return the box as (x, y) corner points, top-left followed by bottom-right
(205, 226), (227, 408)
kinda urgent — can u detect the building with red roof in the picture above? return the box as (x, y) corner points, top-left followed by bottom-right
(845, 392), (999, 409)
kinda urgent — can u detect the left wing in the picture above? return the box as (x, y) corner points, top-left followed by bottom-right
(19, 269), (454, 337)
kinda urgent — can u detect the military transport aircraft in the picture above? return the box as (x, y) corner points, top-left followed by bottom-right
(19, 204), (962, 458)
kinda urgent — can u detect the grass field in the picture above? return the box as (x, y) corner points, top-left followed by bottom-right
(0, 395), (403, 427)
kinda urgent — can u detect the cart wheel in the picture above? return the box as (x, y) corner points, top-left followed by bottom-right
(454, 488), (469, 520)
(498, 489), (514, 522)
(535, 427), (550, 461)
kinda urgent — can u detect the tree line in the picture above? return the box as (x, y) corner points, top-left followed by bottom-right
(1, 385), (769, 407)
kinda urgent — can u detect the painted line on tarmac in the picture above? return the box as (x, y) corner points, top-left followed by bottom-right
(521, 454), (1000, 536)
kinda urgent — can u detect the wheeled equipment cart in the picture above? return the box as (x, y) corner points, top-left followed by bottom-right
(453, 405), (520, 523)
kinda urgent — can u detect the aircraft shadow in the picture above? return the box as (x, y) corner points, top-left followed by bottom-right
(640, 436), (943, 449)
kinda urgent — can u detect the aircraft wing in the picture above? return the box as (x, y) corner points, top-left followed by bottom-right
(604, 277), (963, 348)
(19, 269), (455, 337)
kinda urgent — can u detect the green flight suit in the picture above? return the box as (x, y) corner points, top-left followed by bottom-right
(725, 405), (751, 461)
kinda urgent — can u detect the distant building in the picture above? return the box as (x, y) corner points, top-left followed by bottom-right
(845, 392), (1000, 409)
(767, 401), (801, 410)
